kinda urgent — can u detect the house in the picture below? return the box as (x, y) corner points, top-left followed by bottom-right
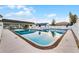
(32, 23), (49, 30)
(36, 23), (49, 27)
(55, 22), (69, 26)
(0, 19), (35, 29)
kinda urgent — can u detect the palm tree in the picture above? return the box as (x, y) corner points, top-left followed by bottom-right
(73, 14), (78, 23)
(0, 14), (3, 20)
(69, 12), (78, 25)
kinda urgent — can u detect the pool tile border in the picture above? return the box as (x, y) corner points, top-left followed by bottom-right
(10, 29), (68, 50)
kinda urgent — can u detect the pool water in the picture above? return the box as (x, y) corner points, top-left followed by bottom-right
(15, 29), (67, 46)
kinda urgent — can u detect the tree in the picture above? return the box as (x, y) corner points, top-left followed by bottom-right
(0, 14), (3, 18)
(73, 14), (78, 23)
(51, 19), (55, 26)
(69, 12), (78, 25)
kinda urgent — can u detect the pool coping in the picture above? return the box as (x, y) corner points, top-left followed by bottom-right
(71, 29), (79, 48)
(10, 29), (68, 50)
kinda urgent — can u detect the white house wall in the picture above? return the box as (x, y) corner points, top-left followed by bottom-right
(72, 19), (79, 40)
(0, 22), (3, 39)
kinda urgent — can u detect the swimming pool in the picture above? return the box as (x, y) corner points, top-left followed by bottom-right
(14, 29), (67, 49)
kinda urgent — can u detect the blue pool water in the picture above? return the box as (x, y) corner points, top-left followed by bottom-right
(15, 29), (67, 46)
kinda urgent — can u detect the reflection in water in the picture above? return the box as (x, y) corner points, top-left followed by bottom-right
(15, 29), (66, 46)
(51, 31), (55, 37)
(38, 31), (41, 35)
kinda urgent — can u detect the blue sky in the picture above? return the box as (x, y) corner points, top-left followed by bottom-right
(0, 5), (79, 23)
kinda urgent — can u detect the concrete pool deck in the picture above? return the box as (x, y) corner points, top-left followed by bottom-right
(0, 29), (79, 53)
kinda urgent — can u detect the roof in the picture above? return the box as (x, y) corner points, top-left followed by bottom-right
(55, 22), (69, 26)
(36, 23), (48, 25)
(0, 19), (35, 24)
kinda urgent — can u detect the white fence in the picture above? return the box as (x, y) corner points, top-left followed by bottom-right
(0, 22), (3, 39)
(49, 26), (70, 29)
(72, 23), (79, 40)
(30, 25), (71, 30)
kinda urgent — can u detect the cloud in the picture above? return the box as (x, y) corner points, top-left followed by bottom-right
(16, 5), (25, 9)
(6, 5), (35, 13)
(30, 18), (52, 24)
(5, 10), (33, 17)
(6, 5), (35, 17)
(0, 6), (3, 9)
(47, 14), (56, 18)
(5, 5), (35, 20)
(7, 5), (16, 9)
(55, 17), (69, 23)
(7, 5), (25, 9)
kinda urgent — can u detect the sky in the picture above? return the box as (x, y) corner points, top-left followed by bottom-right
(0, 5), (79, 23)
